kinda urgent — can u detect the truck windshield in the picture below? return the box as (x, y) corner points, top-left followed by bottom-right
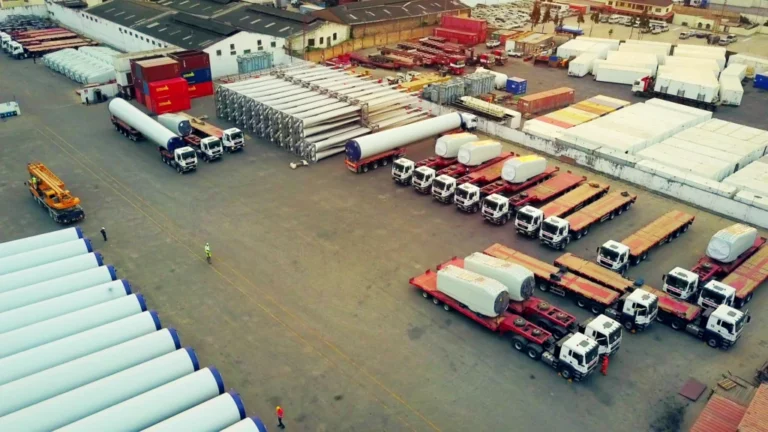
(393, 162), (407, 174)
(414, 170), (427, 181)
(228, 132), (243, 141)
(609, 327), (621, 344)
(700, 288), (726, 307)
(182, 151), (196, 160)
(455, 187), (469, 200)
(666, 274), (690, 291)
(209, 140), (222, 150)
(433, 179), (448, 192)
(541, 221), (559, 235)
(517, 212), (533, 224)
(484, 199), (500, 211)
(599, 247), (619, 261)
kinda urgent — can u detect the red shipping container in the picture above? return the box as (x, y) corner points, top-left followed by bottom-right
(517, 87), (575, 115)
(146, 93), (190, 115)
(434, 28), (480, 46)
(135, 87), (145, 105)
(136, 58), (181, 83)
(441, 15), (487, 41)
(147, 77), (189, 99)
(187, 81), (214, 99)
(168, 50), (210, 72)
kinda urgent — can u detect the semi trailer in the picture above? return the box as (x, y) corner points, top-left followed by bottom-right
(413, 150), (515, 194)
(176, 112), (244, 153)
(597, 210), (695, 275)
(431, 153), (515, 204)
(539, 191), (637, 250)
(391, 133), (478, 186)
(515, 182), (610, 237)
(485, 244), (658, 331)
(157, 114), (223, 162)
(108, 99), (197, 173)
(410, 260), (600, 382)
(482, 171), (585, 225)
(632, 74), (720, 111)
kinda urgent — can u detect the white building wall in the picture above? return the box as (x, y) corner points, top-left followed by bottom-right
(46, 1), (173, 53)
(0, 4), (48, 20)
(204, 31), (290, 78)
(288, 22), (349, 52)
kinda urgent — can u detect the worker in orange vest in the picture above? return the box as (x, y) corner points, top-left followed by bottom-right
(276, 406), (285, 429)
(600, 355), (610, 376)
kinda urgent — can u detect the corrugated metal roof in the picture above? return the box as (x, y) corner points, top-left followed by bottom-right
(154, 0), (239, 18)
(213, 5), (322, 38)
(739, 384), (768, 432)
(135, 14), (234, 50)
(87, 0), (169, 27)
(316, 0), (470, 25)
(690, 394), (747, 432)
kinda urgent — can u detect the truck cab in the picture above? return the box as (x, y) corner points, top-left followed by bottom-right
(689, 305), (749, 349)
(596, 240), (631, 275)
(607, 289), (658, 331)
(222, 128), (244, 152)
(482, 194), (513, 224)
(515, 206), (544, 237)
(1, 34), (10, 52)
(580, 315), (622, 357)
(542, 333), (599, 381)
(631, 76), (653, 95)
(432, 175), (457, 203)
(164, 146), (198, 173)
(391, 158), (415, 185)
(412, 166), (437, 193)
(539, 216), (570, 249)
(455, 183), (482, 212)
(698, 280), (736, 310)
(9, 41), (24, 59)
(197, 137), (223, 162)
(662, 267), (699, 301)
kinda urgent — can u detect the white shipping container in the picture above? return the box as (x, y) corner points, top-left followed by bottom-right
(457, 140), (502, 166)
(719, 75), (744, 106)
(659, 136), (744, 166)
(591, 59), (606, 75)
(721, 160), (768, 196)
(623, 39), (672, 55)
(607, 51), (658, 71)
(599, 60), (656, 77)
(575, 37), (620, 51)
(596, 64), (653, 85)
(557, 40), (602, 59)
(501, 155), (547, 183)
(727, 54), (768, 77)
(674, 128), (766, 165)
(673, 47), (725, 70)
(706, 224), (758, 263)
(721, 63), (747, 80)
(654, 69), (719, 104)
(643, 99), (713, 122)
(663, 56), (720, 78)
(618, 43), (668, 63)
(586, 43), (611, 59)
(436, 265), (510, 318)
(675, 43), (727, 56)
(569, 53), (598, 77)
(435, 133), (478, 158)
(522, 119), (566, 141)
(637, 142), (734, 180)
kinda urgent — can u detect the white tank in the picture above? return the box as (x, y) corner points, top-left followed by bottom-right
(0, 280), (131, 334)
(0, 329), (180, 416)
(0, 294), (146, 359)
(457, 140), (502, 166)
(502, 155), (548, 183)
(0, 265), (117, 314)
(435, 133), (478, 158)
(346, 113), (471, 162)
(108, 98), (184, 152)
(0, 238), (93, 276)
(0, 252), (104, 295)
(0, 348), (198, 432)
(464, 253), (535, 302)
(475, 67), (509, 89)
(0, 227), (83, 260)
(706, 224), (759, 263)
(145, 391), (246, 432)
(157, 113), (193, 137)
(58, 367), (225, 432)
(436, 265), (510, 317)
(222, 417), (269, 432)
(0, 311), (161, 386)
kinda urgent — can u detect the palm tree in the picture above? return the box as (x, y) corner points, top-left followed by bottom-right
(530, 2), (541, 31)
(589, 11), (600, 36)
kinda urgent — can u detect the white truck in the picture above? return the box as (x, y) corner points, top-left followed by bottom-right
(391, 133), (478, 187)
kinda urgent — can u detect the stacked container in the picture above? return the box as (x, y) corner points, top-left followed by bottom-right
(436, 15), (487, 44)
(169, 50), (213, 99)
(755, 72), (768, 90)
(505, 77), (527, 95)
(517, 87), (575, 115)
(132, 57), (190, 114)
(522, 95), (630, 141)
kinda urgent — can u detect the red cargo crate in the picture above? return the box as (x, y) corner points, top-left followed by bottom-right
(136, 58), (181, 83)
(146, 93), (191, 115)
(187, 81), (214, 99)
(517, 88), (575, 115)
(441, 15), (487, 41)
(434, 28), (480, 45)
(135, 87), (145, 105)
(168, 50), (210, 72)
(147, 77), (189, 99)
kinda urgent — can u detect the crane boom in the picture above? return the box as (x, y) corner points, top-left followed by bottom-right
(27, 162), (80, 210)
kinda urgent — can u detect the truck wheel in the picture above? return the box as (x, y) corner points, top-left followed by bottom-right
(574, 231), (583, 240)
(706, 337), (719, 348)
(553, 326), (568, 339)
(641, 251), (648, 261)
(623, 320), (633, 331)
(673, 229), (681, 238)
(538, 281), (549, 292)
(609, 211), (615, 220)
(362, 164), (369, 173)
(422, 292), (429, 299)
(535, 319), (551, 332)
(560, 367), (573, 380)
(619, 266), (626, 276)
(583, 228), (589, 237)
(590, 304), (604, 315)
(576, 298), (587, 308)
(177, 166), (182, 174)
(527, 344), (543, 360)
(511, 336), (527, 352)
(671, 319), (684, 331)
(372, 161), (379, 170)
(381, 158), (389, 166)
(682, 224), (690, 233)
(443, 303), (451, 311)
(432, 297), (440, 306)
(501, 215), (508, 225)
(630, 256), (639, 266)
(617, 207), (623, 215)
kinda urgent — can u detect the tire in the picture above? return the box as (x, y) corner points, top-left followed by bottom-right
(553, 326), (568, 339)
(583, 228), (589, 237)
(744, 293), (753, 305)
(511, 336), (527, 352)
(561, 368), (573, 380)
(609, 212), (615, 220)
(381, 158), (389, 166)
(617, 207), (623, 215)
(535, 319), (551, 332)
(362, 165), (369, 173)
(590, 304), (604, 315)
(538, 281), (549, 292)
(176, 166), (182, 174)
(682, 224), (690, 232)
(623, 320), (633, 331)
(422, 292), (429, 299)
(576, 298), (587, 308)
(372, 161), (379, 170)
(671, 319), (684, 331)
(443, 304), (450, 311)
(575, 231), (583, 240)
(527, 344), (543, 360)
(673, 229), (681, 238)
(501, 215), (508, 225)
(641, 252), (648, 261)
(707, 337), (719, 348)
(432, 297), (440, 305)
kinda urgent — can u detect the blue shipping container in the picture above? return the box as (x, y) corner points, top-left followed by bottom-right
(755, 72), (768, 90)
(506, 77), (527, 95)
(181, 68), (212, 85)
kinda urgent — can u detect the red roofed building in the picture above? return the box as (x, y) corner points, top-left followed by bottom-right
(603, 0), (674, 20)
(690, 383), (768, 432)
(739, 384), (768, 432)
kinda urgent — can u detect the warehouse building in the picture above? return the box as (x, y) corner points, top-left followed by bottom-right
(311, 0), (471, 38)
(602, 0), (674, 20)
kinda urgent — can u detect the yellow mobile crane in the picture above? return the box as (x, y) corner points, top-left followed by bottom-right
(26, 162), (85, 224)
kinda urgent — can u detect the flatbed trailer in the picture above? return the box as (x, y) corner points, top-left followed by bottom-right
(346, 148), (405, 173)
(177, 112), (245, 153)
(481, 171), (584, 224)
(431, 153), (515, 204)
(410, 258), (600, 381)
(515, 181), (611, 237)
(721, 245), (768, 307)
(691, 236), (768, 287)
(451, 155), (525, 211)
(16, 32), (76, 44)
(540, 191), (637, 250)
(438, 258), (579, 338)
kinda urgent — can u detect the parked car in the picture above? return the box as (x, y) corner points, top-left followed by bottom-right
(651, 27), (662, 34)
(600, 16), (609, 23)
(719, 34), (737, 45)
(695, 31), (709, 38)
(507, 49), (523, 58)
(486, 40), (501, 48)
(641, 27), (651, 33)
(679, 31), (691, 39)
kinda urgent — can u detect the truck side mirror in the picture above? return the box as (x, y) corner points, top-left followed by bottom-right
(595, 247), (599, 254)
(661, 274), (666, 281)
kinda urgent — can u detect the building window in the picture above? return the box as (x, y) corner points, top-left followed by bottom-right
(216, 49), (222, 56)
(319, 36), (324, 44)
(244, 49), (251, 54)
(271, 41), (276, 48)
(257, 40), (262, 46)
(333, 32), (337, 41)
(230, 50), (236, 55)
(308, 38), (315, 47)
(258, 46), (263, 51)
(230, 43), (235, 50)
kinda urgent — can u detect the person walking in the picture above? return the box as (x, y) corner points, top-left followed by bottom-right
(600, 355), (609, 376)
(100, 227), (108, 242)
(276, 406), (285, 429)
(205, 243), (212, 264)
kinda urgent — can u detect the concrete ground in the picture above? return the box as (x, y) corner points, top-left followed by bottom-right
(1, 54), (768, 432)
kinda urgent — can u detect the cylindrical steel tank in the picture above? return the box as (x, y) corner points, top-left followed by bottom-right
(0, 293), (146, 359)
(59, 367), (224, 432)
(0, 328), (180, 416)
(457, 140), (502, 166)
(0, 227), (83, 259)
(0, 265), (118, 313)
(0, 280), (131, 334)
(0, 252), (104, 295)
(145, 391), (246, 432)
(0, 311), (161, 386)
(0, 348), (198, 432)
(346, 113), (469, 162)
(108, 98), (184, 151)
(157, 113), (192, 137)
(0, 238), (93, 276)
(222, 417), (269, 432)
